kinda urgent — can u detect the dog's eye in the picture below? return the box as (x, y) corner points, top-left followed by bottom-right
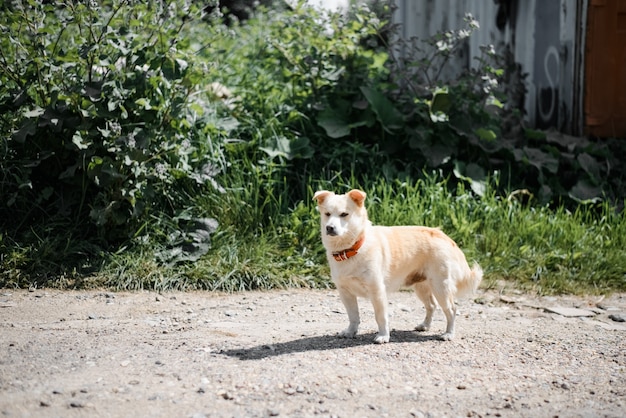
(324, 212), (331, 217)
(340, 212), (349, 218)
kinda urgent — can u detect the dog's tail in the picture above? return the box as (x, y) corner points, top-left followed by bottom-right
(456, 263), (483, 299)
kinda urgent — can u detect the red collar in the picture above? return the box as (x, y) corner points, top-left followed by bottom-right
(332, 235), (365, 262)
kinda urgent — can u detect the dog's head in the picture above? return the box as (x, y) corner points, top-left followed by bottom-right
(313, 189), (369, 249)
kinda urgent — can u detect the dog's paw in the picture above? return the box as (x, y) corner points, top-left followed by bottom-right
(373, 334), (390, 344)
(438, 332), (454, 341)
(415, 323), (430, 332)
(338, 329), (357, 339)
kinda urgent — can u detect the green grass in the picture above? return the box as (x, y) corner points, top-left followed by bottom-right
(2, 172), (625, 295)
(101, 174), (626, 295)
(346, 176), (626, 294)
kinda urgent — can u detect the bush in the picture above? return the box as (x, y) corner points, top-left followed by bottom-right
(213, 4), (625, 207)
(0, 1), (228, 248)
(200, 2), (393, 202)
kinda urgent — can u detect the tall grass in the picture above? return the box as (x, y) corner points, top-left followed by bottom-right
(364, 176), (626, 294)
(97, 170), (626, 295)
(2, 165), (624, 294)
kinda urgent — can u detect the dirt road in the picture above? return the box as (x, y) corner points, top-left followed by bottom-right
(1, 288), (624, 417)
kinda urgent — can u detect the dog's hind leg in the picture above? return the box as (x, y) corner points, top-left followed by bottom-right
(413, 283), (436, 332)
(337, 288), (360, 339)
(431, 280), (457, 341)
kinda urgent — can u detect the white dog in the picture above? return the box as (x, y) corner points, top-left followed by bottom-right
(313, 189), (482, 343)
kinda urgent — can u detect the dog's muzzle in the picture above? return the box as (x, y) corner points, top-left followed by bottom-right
(326, 225), (337, 236)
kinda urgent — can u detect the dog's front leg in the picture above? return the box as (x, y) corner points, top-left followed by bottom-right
(370, 289), (390, 344)
(337, 288), (360, 338)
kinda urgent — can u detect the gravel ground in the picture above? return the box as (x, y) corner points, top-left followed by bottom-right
(0, 288), (625, 418)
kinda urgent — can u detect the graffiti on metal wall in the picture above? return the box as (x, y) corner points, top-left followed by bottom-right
(534, 1), (560, 129)
(537, 45), (560, 125)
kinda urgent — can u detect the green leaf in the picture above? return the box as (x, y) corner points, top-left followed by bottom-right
(13, 119), (37, 143)
(215, 116), (239, 133)
(135, 98), (152, 110)
(41, 186), (54, 200)
(577, 153), (600, 183)
(569, 179), (602, 203)
(486, 95), (504, 108)
(317, 108), (351, 138)
(430, 87), (451, 114)
(23, 107), (45, 118)
(156, 217), (219, 265)
(290, 136), (314, 159)
(475, 127), (497, 142)
(360, 86), (403, 132)
(524, 128), (547, 141)
(260, 136), (290, 160)
(453, 161), (487, 196)
(523, 147), (559, 174)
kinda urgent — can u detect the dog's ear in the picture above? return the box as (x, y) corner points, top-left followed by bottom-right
(347, 189), (366, 207)
(313, 190), (332, 205)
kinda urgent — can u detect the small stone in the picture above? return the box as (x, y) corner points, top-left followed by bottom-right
(457, 384), (467, 390)
(39, 401), (50, 407)
(544, 307), (595, 317)
(267, 408), (280, 416)
(70, 401), (84, 408)
(218, 390), (233, 400)
(283, 387), (296, 395)
(409, 409), (425, 418)
(474, 297), (487, 305)
(609, 314), (625, 322)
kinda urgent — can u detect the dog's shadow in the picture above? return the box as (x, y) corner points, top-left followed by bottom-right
(220, 330), (441, 361)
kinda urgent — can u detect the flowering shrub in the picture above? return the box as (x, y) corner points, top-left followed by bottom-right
(0, 1), (227, 244)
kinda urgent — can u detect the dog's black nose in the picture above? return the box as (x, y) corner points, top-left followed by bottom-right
(326, 225), (336, 236)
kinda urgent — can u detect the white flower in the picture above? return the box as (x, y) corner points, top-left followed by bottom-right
(436, 40), (450, 52)
(127, 134), (136, 149)
(155, 163), (168, 177)
(109, 121), (122, 136)
(465, 13), (480, 29)
(458, 29), (471, 39)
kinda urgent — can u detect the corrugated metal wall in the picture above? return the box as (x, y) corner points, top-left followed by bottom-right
(391, 0), (587, 135)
